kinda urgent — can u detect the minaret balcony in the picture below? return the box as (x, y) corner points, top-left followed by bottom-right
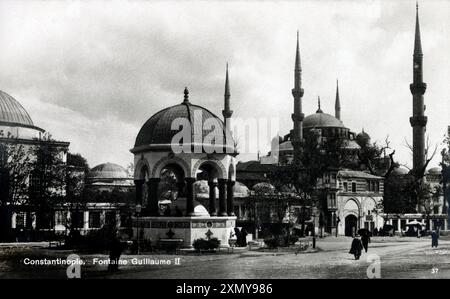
(410, 82), (427, 95)
(291, 113), (305, 122)
(409, 116), (428, 127)
(291, 88), (304, 98)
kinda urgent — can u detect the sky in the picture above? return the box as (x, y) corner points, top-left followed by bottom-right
(0, 0), (449, 170)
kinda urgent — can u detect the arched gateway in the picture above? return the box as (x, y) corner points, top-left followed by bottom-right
(130, 74), (238, 248)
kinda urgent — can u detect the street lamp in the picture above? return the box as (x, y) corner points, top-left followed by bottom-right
(135, 204), (142, 255)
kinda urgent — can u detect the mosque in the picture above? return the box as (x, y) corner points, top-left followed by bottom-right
(0, 90), (70, 238)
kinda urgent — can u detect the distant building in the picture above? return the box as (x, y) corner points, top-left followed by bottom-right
(54, 162), (135, 235)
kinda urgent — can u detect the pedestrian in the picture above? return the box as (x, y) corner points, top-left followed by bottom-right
(239, 228), (248, 247)
(431, 230), (439, 248)
(234, 227), (241, 246)
(108, 230), (124, 272)
(349, 235), (363, 260)
(373, 228), (378, 237)
(361, 232), (371, 253)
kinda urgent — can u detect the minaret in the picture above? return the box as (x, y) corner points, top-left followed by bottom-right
(291, 31), (305, 159)
(222, 63), (233, 127)
(335, 79), (341, 120)
(409, 3), (427, 177)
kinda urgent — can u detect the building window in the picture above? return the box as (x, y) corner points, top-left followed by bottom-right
(105, 211), (117, 226)
(16, 212), (26, 229)
(55, 211), (67, 226)
(376, 182), (380, 193)
(328, 193), (337, 208)
(120, 212), (131, 228)
(367, 181), (372, 191)
(71, 211), (84, 229)
(351, 182), (357, 193)
(343, 182), (348, 192)
(89, 211), (101, 228)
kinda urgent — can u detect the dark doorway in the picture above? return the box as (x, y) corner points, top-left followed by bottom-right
(345, 214), (358, 236)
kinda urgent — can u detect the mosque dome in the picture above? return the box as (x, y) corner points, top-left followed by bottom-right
(132, 88), (235, 153)
(253, 182), (276, 194)
(391, 166), (409, 176)
(194, 180), (250, 198)
(0, 90), (42, 131)
(427, 167), (441, 175)
(356, 130), (370, 140)
(88, 163), (129, 180)
(233, 181), (250, 198)
(303, 111), (345, 129)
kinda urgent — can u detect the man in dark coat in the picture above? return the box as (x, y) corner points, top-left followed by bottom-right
(361, 232), (371, 253)
(349, 235), (363, 260)
(108, 231), (125, 272)
(238, 228), (248, 247)
(431, 230), (439, 248)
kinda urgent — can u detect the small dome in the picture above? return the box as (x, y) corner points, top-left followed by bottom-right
(356, 130), (370, 140)
(194, 180), (250, 198)
(392, 166), (409, 176)
(88, 163), (129, 179)
(253, 182), (276, 194)
(427, 167), (441, 175)
(233, 181), (250, 198)
(132, 90), (235, 153)
(303, 112), (345, 129)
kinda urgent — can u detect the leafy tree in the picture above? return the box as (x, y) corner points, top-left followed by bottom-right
(29, 140), (67, 229)
(0, 132), (33, 206)
(440, 131), (450, 216)
(269, 130), (351, 238)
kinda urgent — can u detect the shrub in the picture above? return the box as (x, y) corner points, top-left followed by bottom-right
(193, 238), (220, 251)
(264, 235), (280, 249)
(287, 235), (299, 245)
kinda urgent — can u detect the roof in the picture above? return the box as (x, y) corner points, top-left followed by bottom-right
(0, 90), (43, 131)
(236, 160), (277, 172)
(88, 163), (130, 180)
(303, 111), (346, 129)
(338, 170), (383, 180)
(132, 91), (235, 153)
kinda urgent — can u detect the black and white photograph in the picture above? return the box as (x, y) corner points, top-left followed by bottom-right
(0, 0), (449, 285)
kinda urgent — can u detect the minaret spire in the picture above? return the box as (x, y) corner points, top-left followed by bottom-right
(291, 30), (305, 161)
(414, 2), (423, 57)
(335, 79), (341, 120)
(222, 63), (233, 124)
(409, 2), (427, 179)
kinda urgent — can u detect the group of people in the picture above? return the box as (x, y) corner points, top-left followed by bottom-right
(349, 231), (371, 260)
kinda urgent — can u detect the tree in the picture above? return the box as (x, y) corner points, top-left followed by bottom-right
(29, 140), (67, 229)
(269, 130), (351, 238)
(0, 133), (34, 240)
(0, 132), (33, 206)
(440, 131), (450, 218)
(357, 136), (399, 178)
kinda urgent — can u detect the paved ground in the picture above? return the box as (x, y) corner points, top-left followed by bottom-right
(1, 236), (449, 279)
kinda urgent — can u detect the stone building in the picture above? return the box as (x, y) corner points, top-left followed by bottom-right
(0, 89), (70, 240)
(54, 162), (135, 235)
